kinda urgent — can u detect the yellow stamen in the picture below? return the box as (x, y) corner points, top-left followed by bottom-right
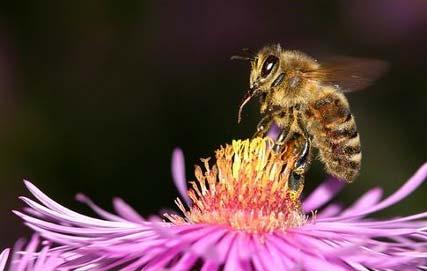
(165, 137), (307, 233)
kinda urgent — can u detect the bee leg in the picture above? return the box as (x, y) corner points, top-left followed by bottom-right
(295, 136), (311, 171)
(289, 137), (311, 195)
(272, 123), (292, 152)
(253, 114), (273, 138)
(294, 112), (312, 172)
(288, 171), (304, 199)
(272, 129), (288, 152)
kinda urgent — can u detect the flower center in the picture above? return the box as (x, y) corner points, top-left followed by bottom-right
(166, 138), (307, 233)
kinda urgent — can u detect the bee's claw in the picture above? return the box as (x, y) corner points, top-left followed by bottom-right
(272, 126), (291, 152)
(253, 114), (273, 139)
(273, 141), (285, 152)
(289, 171), (304, 196)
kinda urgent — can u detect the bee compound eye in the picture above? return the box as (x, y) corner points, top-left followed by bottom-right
(261, 55), (279, 78)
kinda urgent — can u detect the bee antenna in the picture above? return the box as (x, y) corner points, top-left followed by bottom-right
(242, 48), (255, 55)
(230, 55), (251, 61)
(231, 47), (256, 61)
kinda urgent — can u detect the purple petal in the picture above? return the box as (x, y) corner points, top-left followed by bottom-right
(213, 231), (237, 264)
(201, 260), (219, 271)
(303, 177), (345, 213)
(264, 241), (293, 269)
(365, 162), (427, 212)
(169, 252), (197, 270)
(171, 148), (191, 206)
(235, 232), (252, 260)
(267, 234), (308, 266)
(19, 196), (135, 229)
(191, 227), (228, 259)
(33, 244), (50, 271)
(317, 203), (343, 218)
(253, 235), (285, 271)
(113, 197), (145, 224)
(22, 181), (136, 228)
(76, 193), (128, 222)
(58, 254), (104, 269)
(0, 249), (10, 271)
(15, 234), (39, 271)
(302, 258), (348, 271)
(10, 238), (25, 270)
(234, 234), (253, 270)
(340, 187), (383, 216)
(268, 234), (348, 271)
(14, 210), (139, 236)
(223, 234), (244, 271)
(304, 222), (418, 236)
(346, 261), (371, 271)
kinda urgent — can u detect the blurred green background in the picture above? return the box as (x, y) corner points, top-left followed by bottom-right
(0, 1), (426, 248)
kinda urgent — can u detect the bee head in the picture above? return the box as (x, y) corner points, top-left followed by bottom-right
(237, 44), (286, 123)
(250, 44), (285, 93)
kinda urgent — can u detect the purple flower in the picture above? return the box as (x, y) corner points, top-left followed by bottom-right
(2, 138), (427, 270)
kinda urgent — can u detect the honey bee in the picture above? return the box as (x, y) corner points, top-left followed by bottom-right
(236, 44), (387, 189)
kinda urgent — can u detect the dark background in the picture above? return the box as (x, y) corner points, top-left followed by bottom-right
(0, 1), (426, 248)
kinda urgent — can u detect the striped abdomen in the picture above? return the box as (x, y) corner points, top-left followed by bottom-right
(306, 91), (361, 182)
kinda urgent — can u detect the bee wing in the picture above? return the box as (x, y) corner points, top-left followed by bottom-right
(303, 56), (389, 92)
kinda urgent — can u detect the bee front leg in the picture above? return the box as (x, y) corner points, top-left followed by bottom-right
(252, 114), (273, 138)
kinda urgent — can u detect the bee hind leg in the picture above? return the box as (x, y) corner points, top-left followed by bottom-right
(288, 171), (304, 199)
(295, 136), (311, 171)
(289, 137), (311, 195)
